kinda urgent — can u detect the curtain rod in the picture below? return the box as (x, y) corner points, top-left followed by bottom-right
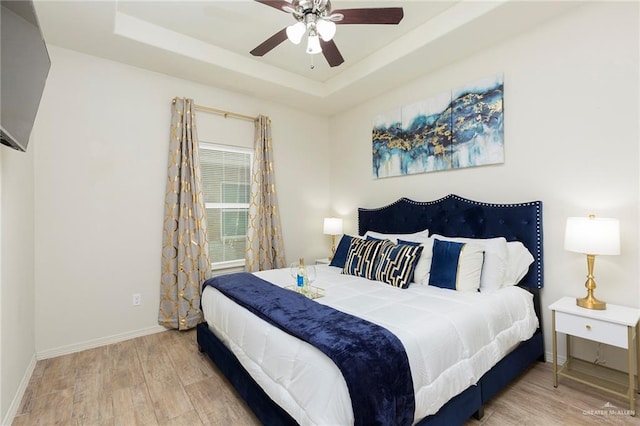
(194, 103), (256, 122)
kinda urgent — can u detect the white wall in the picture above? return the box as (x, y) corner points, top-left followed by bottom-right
(328, 2), (639, 369)
(1, 143), (36, 422)
(32, 46), (330, 356)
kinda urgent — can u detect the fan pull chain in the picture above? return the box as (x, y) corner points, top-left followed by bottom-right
(310, 54), (315, 70)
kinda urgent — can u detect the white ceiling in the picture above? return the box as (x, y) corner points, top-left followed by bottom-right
(33, 0), (581, 115)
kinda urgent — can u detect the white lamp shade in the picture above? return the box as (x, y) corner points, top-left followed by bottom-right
(564, 216), (620, 255)
(286, 22), (305, 45)
(323, 217), (343, 235)
(306, 34), (322, 54)
(316, 19), (336, 41)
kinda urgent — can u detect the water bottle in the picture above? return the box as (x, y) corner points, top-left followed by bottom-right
(297, 257), (307, 294)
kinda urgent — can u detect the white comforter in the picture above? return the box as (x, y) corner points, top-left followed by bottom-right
(202, 265), (538, 425)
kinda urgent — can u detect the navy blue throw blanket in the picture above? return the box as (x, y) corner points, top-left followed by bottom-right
(203, 272), (415, 426)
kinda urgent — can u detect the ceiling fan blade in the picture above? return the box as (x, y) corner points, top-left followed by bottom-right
(250, 28), (288, 56)
(320, 39), (344, 67)
(253, 0), (291, 13)
(332, 7), (404, 25)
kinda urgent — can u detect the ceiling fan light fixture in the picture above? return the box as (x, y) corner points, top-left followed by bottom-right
(316, 19), (336, 41)
(327, 12), (344, 22)
(252, 0), (404, 67)
(286, 21), (306, 44)
(306, 33), (322, 54)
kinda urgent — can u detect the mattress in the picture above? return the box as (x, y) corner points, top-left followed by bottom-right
(202, 264), (538, 425)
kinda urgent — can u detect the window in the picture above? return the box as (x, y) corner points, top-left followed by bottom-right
(199, 143), (253, 269)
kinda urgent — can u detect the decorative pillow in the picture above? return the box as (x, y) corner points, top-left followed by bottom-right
(372, 242), (424, 289)
(503, 241), (535, 286)
(396, 239), (420, 246)
(342, 237), (387, 280)
(364, 228), (430, 244)
(398, 238), (434, 285)
(330, 234), (355, 268)
(428, 239), (484, 292)
(431, 234), (508, 293)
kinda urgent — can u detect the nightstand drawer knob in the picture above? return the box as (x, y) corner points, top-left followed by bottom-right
(585, 324), (591, 330)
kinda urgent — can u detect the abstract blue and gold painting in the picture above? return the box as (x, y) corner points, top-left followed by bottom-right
(372, 74), (504, 178)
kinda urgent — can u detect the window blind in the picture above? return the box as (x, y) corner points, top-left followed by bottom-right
(199, 144), (252, 267)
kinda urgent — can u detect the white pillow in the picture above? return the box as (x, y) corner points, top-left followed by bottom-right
(503, 241), (535, 286)
(431, 234), (508, 293)
(364, 228), (430, 244)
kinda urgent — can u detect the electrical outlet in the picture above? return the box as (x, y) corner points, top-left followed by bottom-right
(132, 293), (142, 306)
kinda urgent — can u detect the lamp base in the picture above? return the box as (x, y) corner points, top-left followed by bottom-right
(576, 254), (606, 310)
(576, 294), (606, 310)
(328, 235), (336, 261)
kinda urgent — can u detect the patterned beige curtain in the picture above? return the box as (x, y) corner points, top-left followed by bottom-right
(158, 97), (211, 330)
(245, 115), (286, 271)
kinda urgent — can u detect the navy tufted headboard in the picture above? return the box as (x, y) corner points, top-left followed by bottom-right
(358, 194), (543, 290)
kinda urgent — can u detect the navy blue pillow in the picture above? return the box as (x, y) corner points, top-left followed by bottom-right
(428, 239), (484, 292)
(329, 234), (354, 268)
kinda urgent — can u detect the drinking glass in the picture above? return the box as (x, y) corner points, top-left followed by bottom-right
(305, 265), (317, 287)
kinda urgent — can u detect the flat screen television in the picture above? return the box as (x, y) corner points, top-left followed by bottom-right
(0, 0), (50, 152)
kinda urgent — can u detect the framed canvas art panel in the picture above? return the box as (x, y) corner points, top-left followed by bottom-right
(372, 74), (504, 179)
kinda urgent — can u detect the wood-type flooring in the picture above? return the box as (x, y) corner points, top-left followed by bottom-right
(12, 329), (640, 425)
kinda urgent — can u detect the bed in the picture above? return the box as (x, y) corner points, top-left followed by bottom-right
(197, 194), (544, 425)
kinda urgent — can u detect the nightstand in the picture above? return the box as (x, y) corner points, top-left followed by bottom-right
(550, 296), (640, 415)
(315, 258), (330, 265)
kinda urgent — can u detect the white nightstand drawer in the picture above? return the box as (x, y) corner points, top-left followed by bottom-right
(556, 311), (628, 348)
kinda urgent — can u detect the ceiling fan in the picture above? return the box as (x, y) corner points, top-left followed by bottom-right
(250, 0), (404, 67)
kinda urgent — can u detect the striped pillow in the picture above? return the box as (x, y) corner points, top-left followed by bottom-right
(343, 237), (386, 280)
(373, 242), (424, 289)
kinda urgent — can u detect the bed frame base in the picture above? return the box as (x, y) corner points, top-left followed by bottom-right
(197, 322), (543, 426)
(197, 322), (297, 426)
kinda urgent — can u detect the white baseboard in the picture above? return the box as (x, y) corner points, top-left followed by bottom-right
(2, 355), (36, 426)
(36, 325), (167, 360)
(544, 350), (566, 364)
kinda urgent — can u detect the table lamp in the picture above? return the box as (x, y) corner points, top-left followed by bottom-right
(564, 215), (620, 310)
(323, 217), (343, 260)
